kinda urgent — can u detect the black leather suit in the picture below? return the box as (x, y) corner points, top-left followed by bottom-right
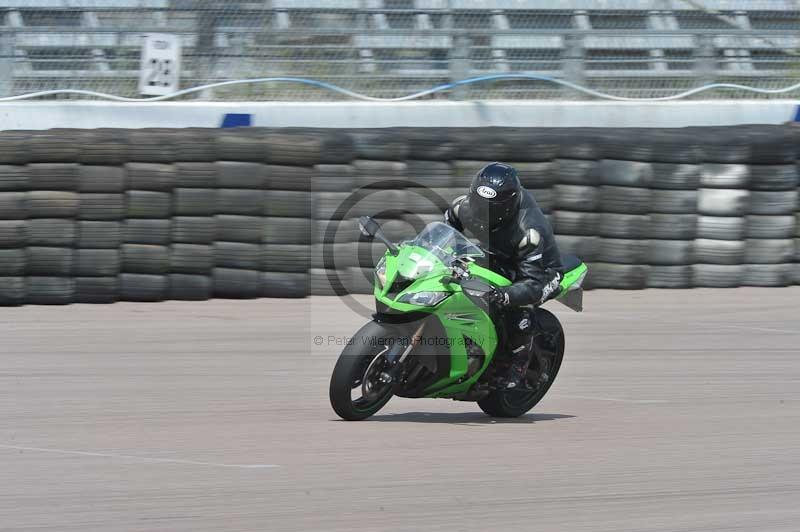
(444, 188), (564, 371)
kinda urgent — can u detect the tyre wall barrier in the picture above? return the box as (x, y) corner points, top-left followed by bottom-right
(0, 125), (798, 304)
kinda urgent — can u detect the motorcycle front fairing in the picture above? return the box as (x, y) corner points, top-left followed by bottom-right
(371, 224), (514, 398)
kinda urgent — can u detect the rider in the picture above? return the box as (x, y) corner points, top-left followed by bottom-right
(444, 162), (564, 391)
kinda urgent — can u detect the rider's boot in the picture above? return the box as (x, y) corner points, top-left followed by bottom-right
(496, 343), (535, 392)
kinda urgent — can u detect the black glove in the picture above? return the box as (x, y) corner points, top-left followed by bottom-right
(483, 286), (510, 309)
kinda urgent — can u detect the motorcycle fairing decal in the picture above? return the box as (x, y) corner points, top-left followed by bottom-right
(540, 272), (563, 303)
(445, 312), (479, 324)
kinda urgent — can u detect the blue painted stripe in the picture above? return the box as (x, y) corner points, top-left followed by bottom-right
(221, 113), (252, 128)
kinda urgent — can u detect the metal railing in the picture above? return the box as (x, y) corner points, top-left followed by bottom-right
(0, 1), (798, 100)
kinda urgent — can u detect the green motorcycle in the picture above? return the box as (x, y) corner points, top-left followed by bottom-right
(329, 217), (588, 421)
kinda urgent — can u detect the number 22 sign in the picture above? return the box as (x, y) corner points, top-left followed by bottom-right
(139, 33), (181, 96)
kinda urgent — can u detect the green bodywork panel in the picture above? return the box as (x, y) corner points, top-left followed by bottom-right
(372, 244), (586, 399)
(467, 262), (512, 287)
(558, 262), (588, 297)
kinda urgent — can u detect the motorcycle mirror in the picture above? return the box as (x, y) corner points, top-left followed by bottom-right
(358, 216), (380, 238)
(359, 215), (399, 255)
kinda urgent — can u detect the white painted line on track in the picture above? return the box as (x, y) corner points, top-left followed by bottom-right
(0, 444), (279, 469)
(717, 324), (799, 334)
(580, 313), (799, 335)
(555, 395), (667, 404)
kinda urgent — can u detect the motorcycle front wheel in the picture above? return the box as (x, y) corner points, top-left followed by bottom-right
(329, 321), (398, 421)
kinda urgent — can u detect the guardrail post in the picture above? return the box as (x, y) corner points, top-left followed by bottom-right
(450, 33), (471, 100)
(694, 34), (716, 89)
(563, 34), (585, 99)
(194, 9), (218, 100)
(0, 28), (12, 97)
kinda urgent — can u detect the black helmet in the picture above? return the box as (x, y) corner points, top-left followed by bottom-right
(464, 162), (522, 232)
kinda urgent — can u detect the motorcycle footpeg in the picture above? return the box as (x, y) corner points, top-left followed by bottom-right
(488, 381), (535, 393)
(504, 384), (537, 394)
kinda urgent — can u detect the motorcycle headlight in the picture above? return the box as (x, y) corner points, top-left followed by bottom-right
(397, 291), (450, 307)
(376, 257), (387, 287)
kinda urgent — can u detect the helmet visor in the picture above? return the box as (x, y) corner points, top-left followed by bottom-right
(467, 193), (518, 231)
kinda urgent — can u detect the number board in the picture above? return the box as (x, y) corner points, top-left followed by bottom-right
(139, 33), (181, 96)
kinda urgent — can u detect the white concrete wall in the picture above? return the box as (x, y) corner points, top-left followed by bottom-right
(0, 100), (796, 130)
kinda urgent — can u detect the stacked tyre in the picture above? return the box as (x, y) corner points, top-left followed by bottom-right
(310, 130), (400, 295)
(646, 162), (700, 289)
(692, 125), (799, 288)
(0, 133), (83, 305)
(311, 162), (358, 296)
(1, 126), (799, 306)
(551, 156), (601, 287)
(741, 164), (797, 287)
(0, 128), (357, 304)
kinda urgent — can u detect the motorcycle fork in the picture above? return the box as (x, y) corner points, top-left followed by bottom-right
(380, 322), (426, 384)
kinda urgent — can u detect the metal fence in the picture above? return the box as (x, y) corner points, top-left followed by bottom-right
(1, 0), (799, 101)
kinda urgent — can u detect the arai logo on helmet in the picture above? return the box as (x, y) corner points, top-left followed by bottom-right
(476, 186), (497, 199)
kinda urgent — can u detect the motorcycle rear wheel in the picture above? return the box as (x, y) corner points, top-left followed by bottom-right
(329, 321), (396, 421)
(478, 308), (565, 418)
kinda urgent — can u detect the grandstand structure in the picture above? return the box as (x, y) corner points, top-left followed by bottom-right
(0, 0), (798, 100)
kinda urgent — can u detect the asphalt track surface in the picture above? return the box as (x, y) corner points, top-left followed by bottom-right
(2, 288), (799, 532)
